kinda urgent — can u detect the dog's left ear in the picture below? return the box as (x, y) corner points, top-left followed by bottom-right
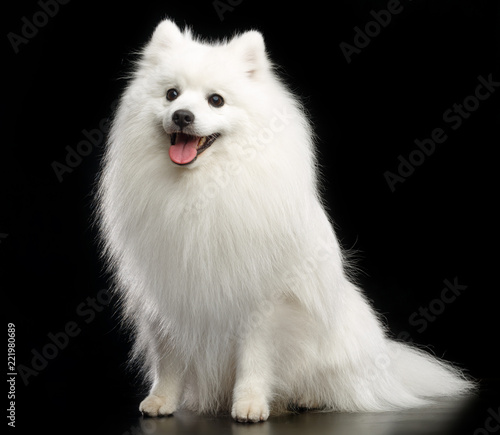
(230, 30), (269, 79)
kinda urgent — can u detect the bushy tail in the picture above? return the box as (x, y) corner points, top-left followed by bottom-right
(338, 339), (477, 412)
(389, 340), (476, 402)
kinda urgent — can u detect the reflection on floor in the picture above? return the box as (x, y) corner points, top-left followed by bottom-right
(99, 381), (498, 435)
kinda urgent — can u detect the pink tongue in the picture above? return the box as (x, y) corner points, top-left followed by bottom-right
(169, 134), (199, 165)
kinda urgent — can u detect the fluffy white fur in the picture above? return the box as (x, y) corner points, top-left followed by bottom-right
(98, 19), (474, 422)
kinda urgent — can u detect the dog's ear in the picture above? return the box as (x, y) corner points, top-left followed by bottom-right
(230, 30), (269, 79)
(150, 19), (185, 50)
(141, 18), (187, 66)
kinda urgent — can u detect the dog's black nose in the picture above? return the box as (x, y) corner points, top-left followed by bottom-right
(172, 110), (195, 129)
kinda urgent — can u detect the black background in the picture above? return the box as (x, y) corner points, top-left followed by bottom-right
(4, 0), (499, 433)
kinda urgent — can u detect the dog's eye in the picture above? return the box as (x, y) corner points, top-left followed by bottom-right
(208, 94), (224, 108)
(166, 88), (179, 101)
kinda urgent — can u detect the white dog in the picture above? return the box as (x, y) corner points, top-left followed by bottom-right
(97, 19), (473, 422)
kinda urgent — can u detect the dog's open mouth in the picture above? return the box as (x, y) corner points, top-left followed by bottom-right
(169, 132), (220, 165)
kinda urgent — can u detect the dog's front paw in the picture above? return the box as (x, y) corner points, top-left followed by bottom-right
(139, 394), (177, 417)
(231, 397), (270, 423)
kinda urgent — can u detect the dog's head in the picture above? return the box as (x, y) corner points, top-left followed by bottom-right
(125, 19), (276, 168)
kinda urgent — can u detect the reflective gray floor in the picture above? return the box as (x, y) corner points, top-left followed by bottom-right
(96, 382), (499, 435)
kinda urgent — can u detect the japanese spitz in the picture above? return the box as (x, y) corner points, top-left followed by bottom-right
(98, 19), (473, 422)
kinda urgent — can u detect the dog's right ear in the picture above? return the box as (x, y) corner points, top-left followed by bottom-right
(150, 19), (185, 50)
(141, 19), (186, 65)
